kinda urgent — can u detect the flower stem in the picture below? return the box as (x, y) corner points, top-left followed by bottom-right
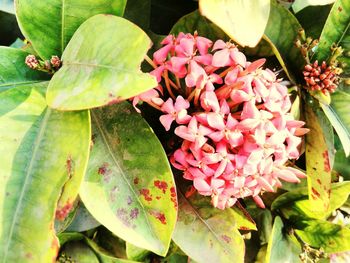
(164, 70), (176, 99)
(144, 54), (157, 69)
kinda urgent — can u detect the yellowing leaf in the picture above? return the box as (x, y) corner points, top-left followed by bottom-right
(199, 0), (270, 47)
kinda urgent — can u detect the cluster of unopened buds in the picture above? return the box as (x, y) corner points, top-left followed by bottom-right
(25, 54), (61, 73)
(133, 32), (309, 209)
(303, 60), (340, 95)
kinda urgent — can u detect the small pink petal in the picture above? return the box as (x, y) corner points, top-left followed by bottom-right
(274, 169), (300, 183)
(159, 114), (174, 131)
(212, 39), (226, 50)
(253, 195), (265, 208)
(212, 49), (230, 67)
(207, 112), (226, 130)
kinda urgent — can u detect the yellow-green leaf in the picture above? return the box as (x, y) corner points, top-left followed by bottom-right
(199, 0), (270, 47)
(0, 83), (90, 262)
(46, 15), (157, 111)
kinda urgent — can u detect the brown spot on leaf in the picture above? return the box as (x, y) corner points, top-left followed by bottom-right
(140, 188), (152, 202)
(133, 177), (139, 185)
(98, 162), (109, 175)
(156, 196), (161, 200)
(170, 186), (178, 209)
(154, 180), (168, 193)
(338, 6), (343, 12)
(311, 187), (321, 198)
(66, 156), (74, 178)
(322, 151), (331, 172)
(149, 210), (166, 224)
(98, 163), (111, 183)
(25, 252), (32, 259)
(317, 179), (322, 185)
(55, 202), (73, 221)
(221, 234), (232, 243)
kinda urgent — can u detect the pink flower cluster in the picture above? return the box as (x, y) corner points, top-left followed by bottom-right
(134, 33), (308, 209)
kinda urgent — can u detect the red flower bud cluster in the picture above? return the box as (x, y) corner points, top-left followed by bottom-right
(303, 60), (339, 95)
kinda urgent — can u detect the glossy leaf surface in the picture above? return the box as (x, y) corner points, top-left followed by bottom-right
(0, 0), (14, 14)
(170, 10), (227, 41)
(316, 0), (350, 62)
(272, 182), (350, 220)
(263, 1), (306, 82)
(0, 47), (48, 93)
(295, 219), (350, 253)
(321, 91), (350, 156)
(15, 0), (126, 59)
(172, 193), (245, 263)
(292, 0), (335, 13)
(46, 15), (157, 110)
(0, 83), (90, 262)
(305, 100), (333, 214)
(265, 217), (300, 263)
(198, 0), (270, 47)
(80, 102), (176, 256)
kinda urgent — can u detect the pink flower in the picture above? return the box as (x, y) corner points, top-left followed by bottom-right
(212, 40), (246, 67)
(159, 96), (191, 131)
(138, 33), (308, 210)
(175, 117), (213, 150)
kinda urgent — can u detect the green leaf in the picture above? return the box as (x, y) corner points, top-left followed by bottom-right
(198, 0), (270, 47)
(316, 0), (350, 62)
(295, 219), (350, 253)
(170, 10), (228, 41)
(126, 243), (150, 261)
(0, 0), (14, 14)
(292, 0), (335, 13)
(0, 47), (48, 93)
(85, 238), (139, 263)
(15, 0), (126, 59)
(80, 102), (176, 256)
(0, 83), (90, 262)
(60, 241), (100, 263)
(46, 14), (157, 110)
(321, 91), (350, 156)
(271, 182), (350, 220)
(172, 193), (245, 263)
(263, 1), (306, 82)
(123, 0), (151, 31)
(231, 206), (257, 231)
(295, 4), (332, 39)
(265, 217), (301, 263)
(58, 232), (84, 246)
(334, 149), (350, 180)
(65, 202), (101, 232)
(304, 98), (333, 214)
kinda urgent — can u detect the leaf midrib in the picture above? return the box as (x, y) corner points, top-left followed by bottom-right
(0, 80), (44, 88)
(91, 111), (160, 248)
(64, 61), (141, 73)
(61, 0), (66, 53)
(2, 107), (51, 263)
(178, 191), (234, 258)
